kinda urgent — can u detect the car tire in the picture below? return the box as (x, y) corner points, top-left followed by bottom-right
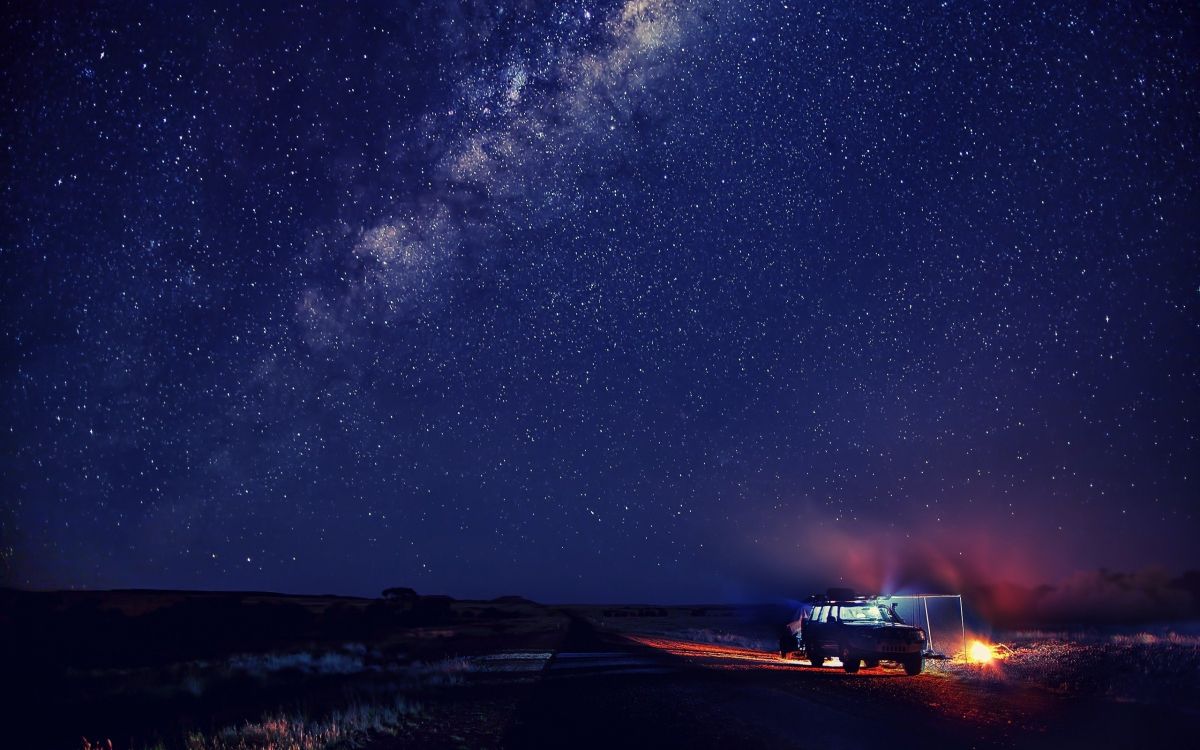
(903, 655), (924, 676)
(808, 648), (824, 667)
(864, 659), (879, 669)
(841, 646), (860, 674)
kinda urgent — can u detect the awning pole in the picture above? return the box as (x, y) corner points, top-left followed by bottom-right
(923, 596), (933, 652)
(958, 595), (966, 661)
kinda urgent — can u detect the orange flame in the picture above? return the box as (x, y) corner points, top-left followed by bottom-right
(968, 639), (997, 663)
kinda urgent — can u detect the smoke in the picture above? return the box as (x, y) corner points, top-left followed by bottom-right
(973, 568), (1200, 627)
(722, 511), (1199, 625)
(729, 514), (1039, 599)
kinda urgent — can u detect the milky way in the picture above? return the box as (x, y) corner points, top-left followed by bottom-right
(2, 1), (1197, 602)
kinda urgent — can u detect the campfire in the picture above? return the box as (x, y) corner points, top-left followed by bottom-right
(966, 639), (1012, 664)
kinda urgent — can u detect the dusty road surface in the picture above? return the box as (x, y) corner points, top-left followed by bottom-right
(372, 614), (1199, 749)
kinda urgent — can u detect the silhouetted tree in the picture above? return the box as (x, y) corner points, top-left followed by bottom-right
(381, 586), (418, 602)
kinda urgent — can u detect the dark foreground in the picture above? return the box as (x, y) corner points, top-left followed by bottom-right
(379, 616), (1198, 750)
(6, 589), (1198, 749)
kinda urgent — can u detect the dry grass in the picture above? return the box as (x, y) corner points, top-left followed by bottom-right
(75, 654), (481, 750)
(83, 696), (420, 750)
(182, 698), (418, 750)
(225, 649), (367, 679)
(160, 648), (473, 698)
(401, 656), (475, 686)
(930, 628), (1200, 711)
(1108, 630), (1200, 646)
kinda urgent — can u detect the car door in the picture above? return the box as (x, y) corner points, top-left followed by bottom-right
(804, 606), (826, 649)
(811, 605), (839, 651)
(824, 605), (843, 650)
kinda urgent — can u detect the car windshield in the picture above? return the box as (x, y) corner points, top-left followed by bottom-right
(838, 605), (892, 622)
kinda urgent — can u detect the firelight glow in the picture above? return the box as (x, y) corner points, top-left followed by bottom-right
(968, 640), (997, 664)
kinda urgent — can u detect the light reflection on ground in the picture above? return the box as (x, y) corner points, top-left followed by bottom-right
(624, 634), (889, 673)
(623, 632), (1052, 733)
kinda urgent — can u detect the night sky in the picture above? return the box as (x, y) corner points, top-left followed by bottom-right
(2, 1), (1197, 603)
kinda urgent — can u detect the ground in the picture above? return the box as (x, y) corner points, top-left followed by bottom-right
(7, 590), (1198, 749)
(385, 616), (1199, 750)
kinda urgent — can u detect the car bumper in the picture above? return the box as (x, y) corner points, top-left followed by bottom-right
(860, 643), (923, 655)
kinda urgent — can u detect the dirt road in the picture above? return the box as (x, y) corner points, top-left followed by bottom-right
(496, 616), (1197, 749)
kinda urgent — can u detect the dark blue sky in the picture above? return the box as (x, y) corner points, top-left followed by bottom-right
(2, 1), (1197, 602)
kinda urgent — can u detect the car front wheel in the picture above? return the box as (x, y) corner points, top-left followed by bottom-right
(841, 646), (860, 673)
(807, 648), (825, 667)
(903, 655), (924, 676)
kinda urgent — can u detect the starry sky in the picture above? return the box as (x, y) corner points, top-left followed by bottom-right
(2, 1), (1198, 603)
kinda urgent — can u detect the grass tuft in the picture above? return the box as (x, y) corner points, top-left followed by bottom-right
(184, 697), (418, 750)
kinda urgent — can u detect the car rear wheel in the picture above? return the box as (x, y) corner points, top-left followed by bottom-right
(903, 655), (924, 676)
(807, 648), (824, 667)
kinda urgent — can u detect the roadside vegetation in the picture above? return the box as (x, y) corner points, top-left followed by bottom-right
(3, 588), (562, 750)
(84, 697), (418, 750)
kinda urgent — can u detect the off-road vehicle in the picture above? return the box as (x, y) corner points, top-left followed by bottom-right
(783, 590), (927, 675)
